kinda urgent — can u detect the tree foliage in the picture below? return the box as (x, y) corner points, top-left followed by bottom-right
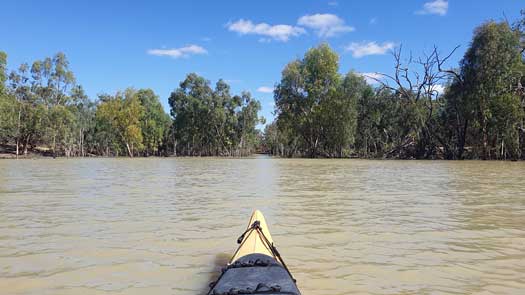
(0, 52), (264, 158)
(1, 11), (525, 160)
(265, 17), (525, 160)
(168, 73), (262, 156)
(137, 89), (171, 156)
(95, 89), (145, 157)
(436, 20), (524, 159)
(0, 53), (175, 157)
(272, 44), (365, 157)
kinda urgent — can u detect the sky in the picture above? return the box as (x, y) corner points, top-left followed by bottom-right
(1, 0), (523, 128)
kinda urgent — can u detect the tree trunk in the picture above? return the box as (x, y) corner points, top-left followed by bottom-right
(457, 119), (468, 160)
(125, 142), (133, 157)
(15, 138), (19, 159)
(364, 137), (368, 158)
(23, 135), (30, 155)
(80, 128), (84, 157)
(15, 108), (21, 159)
(482, 127), (488, 160)
(52, 135), (57, 158)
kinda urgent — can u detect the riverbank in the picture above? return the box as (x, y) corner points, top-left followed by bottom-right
(0, 144), (47, 159)
(1, 143), (522, 161)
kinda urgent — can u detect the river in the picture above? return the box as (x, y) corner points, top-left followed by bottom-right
(0, 157), (524, 294)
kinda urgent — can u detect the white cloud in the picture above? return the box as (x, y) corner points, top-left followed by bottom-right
(147, 45), (207, 59)
(360, 72), (384, 85)
(416, 0), (448, 16)
(257, 86), (274, 93)
(227, 19), (305, 42)
(432, 84), (446, 95)
(345, 41), (395, 58)
(297, 14), (354, 38)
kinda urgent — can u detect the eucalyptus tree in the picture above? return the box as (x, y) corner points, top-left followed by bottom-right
(464, 21), (522, 159)
(0, 51), (19, 149)
(7, 62), (45, 156)
(274, 44), (365, 157)
(0, 51), (6, 94)
(2, 53), (78, 156)
(95, 89), (144, 157)
(234, 91), (262, 156)
(169, 73), (213, 155)
(512, 10), (525, 158)
(439, 21), (524, 159)
(169, 73), (262, 156)
(28, 53), (76, 155)
(71, 85), (96, 156)
(355, 87), (389, 157)
(136, 89), (171, 156)
(210, 79), (236, 155)
(322, 72), (367, 157)
(275, 44), (338, 157)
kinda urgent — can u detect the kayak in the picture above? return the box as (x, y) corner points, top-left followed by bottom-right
(207, 210), (301, 295)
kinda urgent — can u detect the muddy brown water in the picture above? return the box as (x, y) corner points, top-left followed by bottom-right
(1, 157), (524, 294)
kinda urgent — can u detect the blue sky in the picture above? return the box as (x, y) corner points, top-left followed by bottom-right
(1, 1), (523, 127)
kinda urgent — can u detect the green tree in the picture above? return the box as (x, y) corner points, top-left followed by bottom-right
(95, 89), (144, 157)
(355, 86), (386, 157)
(71, 85), (96, 156)
(434, 78), (472, 159)
(0, 51), (12, 144)
(512, 10), (525, 158)
(3, 53), (82, 157)
(210, 79), (235, 155)
(0, 52), (20, 152)
(321, 72), (366, 157)
(234, 91), (262, 156)
(0, 51), (6, 94)
(169, 73), (262, 156)
(448, 21), (523, 159)
(7, 62), (45, 156)
(30, 53), (76, 156)
(169, 73), (213, 155)
(47, 105), (75, 157)
(274, 43), (360, 157)
(136, 89), (171, 156)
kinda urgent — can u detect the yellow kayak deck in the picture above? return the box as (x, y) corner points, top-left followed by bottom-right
(230, 210), (275, 263)
(208, 210), (301, 295)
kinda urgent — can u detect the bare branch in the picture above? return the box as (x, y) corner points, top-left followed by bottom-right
(435, 45), (462, 82)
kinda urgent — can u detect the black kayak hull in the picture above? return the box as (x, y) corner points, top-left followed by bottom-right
(208, 253), (301, 295)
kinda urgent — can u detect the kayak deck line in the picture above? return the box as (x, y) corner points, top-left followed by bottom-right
(230, 210), (275, 262)
(207, 210), (301, 295)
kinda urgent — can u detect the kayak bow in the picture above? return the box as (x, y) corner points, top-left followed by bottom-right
(208, 210), (301, 295)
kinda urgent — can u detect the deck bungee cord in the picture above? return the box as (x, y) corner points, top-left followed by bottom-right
(207, 211), (301, 295)
(232, 220), (297, 283)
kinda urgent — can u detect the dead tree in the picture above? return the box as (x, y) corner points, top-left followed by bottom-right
(365, 44), (461, 158)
